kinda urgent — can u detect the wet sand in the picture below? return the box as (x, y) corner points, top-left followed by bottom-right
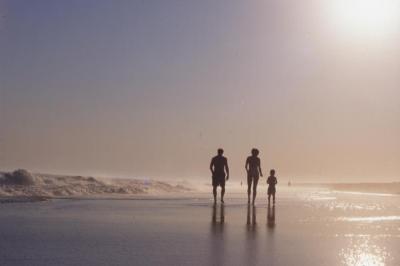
(0, 187), (399, 266)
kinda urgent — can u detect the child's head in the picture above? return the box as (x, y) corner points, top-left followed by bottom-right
(270, 169), (276, 176)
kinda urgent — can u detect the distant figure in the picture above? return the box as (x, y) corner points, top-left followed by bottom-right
(210, 148), (229, 204)
(245, 148), (263, 205)
(288, 181), (291, 187)
(267, 169), (278, 204)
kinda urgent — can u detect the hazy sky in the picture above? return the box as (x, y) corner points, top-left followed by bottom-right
(1, 0), (400, 181)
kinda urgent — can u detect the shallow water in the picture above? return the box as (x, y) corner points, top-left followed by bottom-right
(0, 187), (399, 266)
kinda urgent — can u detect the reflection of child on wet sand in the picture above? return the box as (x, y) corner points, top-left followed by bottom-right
(267, 169), (278, 204)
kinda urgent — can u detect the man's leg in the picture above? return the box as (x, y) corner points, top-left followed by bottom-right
(273, 192), (276, 204)
(252, 177), (259, 204)
(213, 186), (217, 203)
(221, 185), (225, 203)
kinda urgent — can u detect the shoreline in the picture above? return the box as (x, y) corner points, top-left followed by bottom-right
(294, 182), (400, 196)
(2, 182), (400, 204)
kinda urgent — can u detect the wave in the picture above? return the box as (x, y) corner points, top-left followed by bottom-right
(0, 169), (192, 198)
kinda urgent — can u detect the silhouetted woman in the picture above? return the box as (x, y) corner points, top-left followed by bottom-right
(245, 148), (263, 205)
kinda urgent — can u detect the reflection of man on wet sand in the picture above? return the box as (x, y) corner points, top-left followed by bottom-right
(210, 149), (229, 204)
(210, 203), (225, 266)
(212, 204), (225, 225)
(211, 204), (225, 236)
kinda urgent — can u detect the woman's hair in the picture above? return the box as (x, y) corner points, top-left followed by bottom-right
(251, 148), (259, 156)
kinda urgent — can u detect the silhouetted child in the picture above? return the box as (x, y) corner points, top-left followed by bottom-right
(267, 169), (278, 204)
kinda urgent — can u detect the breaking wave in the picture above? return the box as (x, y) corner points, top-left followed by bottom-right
(0, 169), (192, 198)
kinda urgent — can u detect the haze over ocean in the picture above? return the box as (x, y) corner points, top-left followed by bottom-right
(2, 0), (399, 182)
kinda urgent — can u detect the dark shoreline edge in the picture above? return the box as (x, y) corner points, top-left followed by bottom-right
(0, 196), (50, 204)
(0, 192), (202, 204)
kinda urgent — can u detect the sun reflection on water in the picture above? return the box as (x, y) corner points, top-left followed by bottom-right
(340, 237), (390, 266)
(338, 216), (400, 222)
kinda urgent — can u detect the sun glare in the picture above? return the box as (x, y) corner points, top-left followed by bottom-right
(340, 238), (390, 266)
(328, 0), (400, 38)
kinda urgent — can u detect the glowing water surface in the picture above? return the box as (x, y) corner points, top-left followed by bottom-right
(0, 188), (399, 265)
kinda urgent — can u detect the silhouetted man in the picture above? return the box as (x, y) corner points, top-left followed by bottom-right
(245, 148), (263, 205)
(210, 148), (229, 203)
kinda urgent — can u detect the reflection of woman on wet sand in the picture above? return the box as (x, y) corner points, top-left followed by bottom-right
(246, 204), (257, 228)
(245, 149), (263, 205)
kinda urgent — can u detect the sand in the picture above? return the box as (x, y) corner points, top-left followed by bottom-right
(0, 187), (399, 265)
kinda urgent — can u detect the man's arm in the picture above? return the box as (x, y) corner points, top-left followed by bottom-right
(245, 157), (249, 173)
(225, 159), (229, 180)
(210, 159), (214, 175)
(258, 159), (263, 177)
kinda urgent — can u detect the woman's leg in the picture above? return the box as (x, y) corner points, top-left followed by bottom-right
(252, 177), (259, 204)
(247, 175), (252, 204)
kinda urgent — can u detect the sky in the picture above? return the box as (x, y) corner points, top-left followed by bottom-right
(1, 0), (400, 182)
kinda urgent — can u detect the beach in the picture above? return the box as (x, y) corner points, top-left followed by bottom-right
(3, 1), (400, 265)
(0, 187), (399, 266)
